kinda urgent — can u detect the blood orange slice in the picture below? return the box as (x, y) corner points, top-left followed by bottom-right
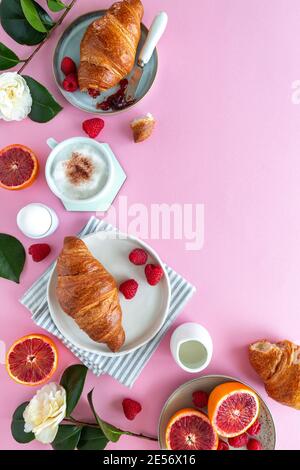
(165, 408), (219, 450)
(0, 144), (39, 190)
(6, 334), (58, 386)
(208, 382), (259, 438)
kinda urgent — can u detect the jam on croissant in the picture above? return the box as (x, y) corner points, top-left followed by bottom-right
(79, 0), (144, 93)
(56, 236), (125, 352)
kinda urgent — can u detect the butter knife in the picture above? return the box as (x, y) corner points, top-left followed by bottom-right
(125, 11), (168, 102)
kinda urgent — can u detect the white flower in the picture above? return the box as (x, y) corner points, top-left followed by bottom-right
(0, 72), (32, 121)
(23, 383), (66, 444)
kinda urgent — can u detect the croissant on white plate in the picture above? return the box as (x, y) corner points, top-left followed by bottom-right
(56, 236), (125, 352)
(79, 0), (144, 92)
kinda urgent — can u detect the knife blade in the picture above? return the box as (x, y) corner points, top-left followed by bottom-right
(125, 11), (168, 103)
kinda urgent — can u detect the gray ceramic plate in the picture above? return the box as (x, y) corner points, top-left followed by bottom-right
(53, 11), (158, 115)
(158, 375), (276, 450)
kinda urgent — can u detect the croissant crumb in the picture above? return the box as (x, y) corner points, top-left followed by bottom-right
(130, 113), (155, 143)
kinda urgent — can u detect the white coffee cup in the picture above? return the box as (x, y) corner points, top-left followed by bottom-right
(45, 137), (113, 204)
(170, 322), (213, 373)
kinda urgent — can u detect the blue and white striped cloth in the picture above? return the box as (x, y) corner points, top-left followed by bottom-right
(20, 216), (196, 387)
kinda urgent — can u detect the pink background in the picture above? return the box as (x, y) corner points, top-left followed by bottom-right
(1, 0), (300, 450)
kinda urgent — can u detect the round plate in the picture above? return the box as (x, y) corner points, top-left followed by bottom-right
(47, 231), (170, 356)
(53, 10), (158, 115)
(158, 375), (276, 450)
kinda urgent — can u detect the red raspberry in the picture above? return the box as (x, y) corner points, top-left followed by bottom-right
(247, 419), (261, 436)
(82, 118), (105, 138)
(119, 279), (138, 299)
(61, 56), (77, 76)
(247, 438), (263, 450)
(145, 264), (164, 286)
(228, 433), (248, 448)
(62, 73), (78, 92)
(217, 440), (229, 450)
(129, 248), (148, 265)
(122, 398), (142, 420)
(28, 244), (51, 262)
(192, 390), (209, 408)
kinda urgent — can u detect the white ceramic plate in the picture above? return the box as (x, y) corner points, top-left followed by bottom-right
(158, 375), (276, 450)
(47, 231), (171, 356)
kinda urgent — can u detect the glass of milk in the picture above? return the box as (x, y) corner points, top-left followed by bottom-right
(17, 203), (59, 239)
(170, 323), (213, 373)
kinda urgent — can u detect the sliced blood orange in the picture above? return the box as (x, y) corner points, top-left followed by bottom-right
(208, 382), (259, 438)
(0, 144), (39, 190)
(165, 408), (218, 450)
(6, 334), (58, 386)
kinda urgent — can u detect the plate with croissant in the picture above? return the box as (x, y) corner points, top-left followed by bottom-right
(47, 232), (171, 356)
(53, 0), (158, 114)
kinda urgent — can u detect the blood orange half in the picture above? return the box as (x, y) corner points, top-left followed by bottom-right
(0, 144), (39, 190)
(165, 408), (219, 450)
(208, 382), (259, 438)
(6, 334), (58, 386)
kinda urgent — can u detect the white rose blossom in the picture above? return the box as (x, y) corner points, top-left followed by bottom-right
(23, 383), (66, 444)
(0, 72), (32, 122)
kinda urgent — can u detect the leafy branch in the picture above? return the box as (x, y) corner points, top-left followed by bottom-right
(11, 365), (158, 450)
(18, 0), (78, 74)
(0, 0), (78, 122)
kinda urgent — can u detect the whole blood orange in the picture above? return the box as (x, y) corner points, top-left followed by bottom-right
(0, 144), (39, 190)
(208, 382), (259, 438)
(165, 408), (218, 450)
(6, 334), (58, 386)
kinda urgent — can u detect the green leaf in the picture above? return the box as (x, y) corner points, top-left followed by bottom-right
(77, 426), (109, 450)
(47, 0), (66, 12)
(21, 0), (47, 32)
(0, 43), (20, 70)
(87, 390), (123, 443)
(0, 0), (54, 46)
(11, 402), (35, 444)
(0, 234), (25, 283)
(60, 365), (88, 417)
(51, 425), (81, 450)
(23, 75), (63, 123)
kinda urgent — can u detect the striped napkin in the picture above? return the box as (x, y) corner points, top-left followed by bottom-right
(20, 216), (196, 387)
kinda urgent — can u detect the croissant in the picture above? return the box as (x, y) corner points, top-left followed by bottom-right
(249, 339), (300, 409)
(56, 236), (125, 352)
(130, 113), (155, 143)
(79, 0), (144, 92)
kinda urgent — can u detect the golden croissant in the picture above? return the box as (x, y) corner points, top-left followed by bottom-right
(249, 339), (300, 409)
(56, 236), (125, 352)
(79, 0), (144, 92)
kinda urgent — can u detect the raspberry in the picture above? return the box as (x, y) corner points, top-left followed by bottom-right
(119, 279), (138, 299)
(145, 264), (164, 286)
(192, 390), (209, 408)
(228, 433), (248, 448)
(82, 118), (105, 138)
(122, 398), (142, 420)
(247, 438), (263, 450)
(247, 420), (261, 436)
(61, 56), (77, 76)
(217, 440), (229, 450)
(62, 73), (78, 92)
(28, 244), (51, 262)
(129, 248), (148, 265)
